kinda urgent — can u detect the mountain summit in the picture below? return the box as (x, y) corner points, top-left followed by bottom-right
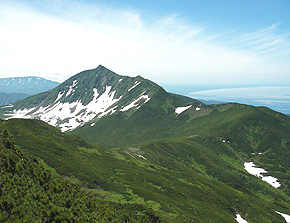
(2, 65), (199, 132)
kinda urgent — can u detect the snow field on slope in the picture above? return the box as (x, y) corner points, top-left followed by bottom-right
(244, 162), (281, 188)
(120, 91), (150, 112)
(65, 80), (78, 97)
(6, 85), (122, 132)
(235, 214), (248, 223)
(175, 105), (192, 114)
(276, 211), (290, 223)
(128, 81), (141, 91)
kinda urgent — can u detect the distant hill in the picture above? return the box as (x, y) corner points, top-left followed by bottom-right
(0, 92), (29, 106)
(198, 98), (225, 105)
(0, 76), (59, 95)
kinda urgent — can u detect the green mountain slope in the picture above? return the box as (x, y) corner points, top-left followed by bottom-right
(0, 129), (161, 223)
(1, 118), (290, 222)
(72, 87), (204, 148)
(0, 65), (202, 134)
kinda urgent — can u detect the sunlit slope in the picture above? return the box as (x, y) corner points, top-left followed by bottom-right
(0, 129), (161, 223)
(1, 118), (290, 222)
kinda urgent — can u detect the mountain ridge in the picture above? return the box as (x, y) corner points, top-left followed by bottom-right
(0, 76), (59, 95)
(1, 65), (200, 132)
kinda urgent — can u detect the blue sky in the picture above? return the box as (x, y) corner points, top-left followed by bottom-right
(0, 0), (289, 87)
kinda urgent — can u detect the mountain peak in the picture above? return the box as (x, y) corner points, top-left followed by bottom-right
(2, 66), (168, 131)
(69, 65), (120, 81)
(95, 64), (118, 76)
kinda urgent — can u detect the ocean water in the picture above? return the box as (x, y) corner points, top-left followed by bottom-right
(188, 86), (290, 114)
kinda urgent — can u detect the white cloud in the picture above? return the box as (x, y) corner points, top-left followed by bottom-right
(236, 24), (290, 57)
(0, 0), (289, 85)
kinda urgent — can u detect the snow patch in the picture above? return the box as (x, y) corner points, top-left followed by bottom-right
(91, 123), (95, 127)
(276, 211), (290, 223)
(175, 105), (192, 114)
(137, 154), (148, 160)
(128, 81), (141, 91)
(98, 105), (118, 118)
(244, 162), (267, 177)
(5, 107), (36, 119)
(119, 78), (123, 82)
(55, 91), (65, 102)
(6, 85), (122, 132)
(235, 214), (248, 223)
(195, 107), (201, 111)
(1, 104), (13, 108)
(72, 80), (78, 87)
(121, 92), (150, 112)
(262, 176), (281, 188)
(244, 162), (281, 188)
(65, 80), (78, 97)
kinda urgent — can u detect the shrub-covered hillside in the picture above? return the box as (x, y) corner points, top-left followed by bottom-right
(0, 130), (161, 223)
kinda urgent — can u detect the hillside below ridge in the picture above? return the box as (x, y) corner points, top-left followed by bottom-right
(1, 115), (290, 222)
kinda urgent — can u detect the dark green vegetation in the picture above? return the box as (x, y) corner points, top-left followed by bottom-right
(0, 93), (29, 106)
(1, 66), (290, 222)
(1, 116), (290, 222)
(0, 129), (161, 222)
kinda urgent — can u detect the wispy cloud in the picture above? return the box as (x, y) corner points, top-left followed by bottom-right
(0, 0), (289, 85)
(235, 24), (290, 57)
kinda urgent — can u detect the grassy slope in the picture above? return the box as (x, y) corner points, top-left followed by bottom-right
(71, 100), (290, 195)
(1, 118), (290, 222)
(0, 130), (161, 223)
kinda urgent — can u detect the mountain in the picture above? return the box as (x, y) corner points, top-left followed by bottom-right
(0, 76), (59, 95)
(0, 129), (161, 222)
(1, 65), (290, 222)
(1, 65), (202, 135)
(0, 92), (29, 106)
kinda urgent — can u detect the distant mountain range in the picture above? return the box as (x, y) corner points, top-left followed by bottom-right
(1, 65), (290, 222)
(0, 76), (59, 106)
(0, 93), (29, 106)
